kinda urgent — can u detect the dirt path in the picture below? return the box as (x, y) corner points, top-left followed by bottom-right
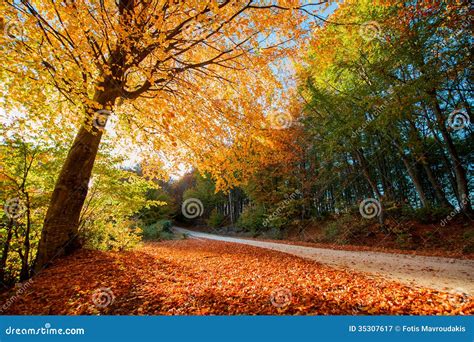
(174, 227), (474, 295)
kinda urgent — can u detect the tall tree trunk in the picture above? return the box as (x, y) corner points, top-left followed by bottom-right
(228, 191), (234, 225)
(378, 154), (395, 202)
(430, 93), (472, 212)
(422, 104), (460, 200)
(34, 89), (114, 272)
(32, 0), (131, 272)
(406, 119), (452, 208)
(34, 124), (103, 272)
(391, 140), (431, 208)
(399, 154), (430, 208)
(421, 162), (453, 209)
(0, 219), (14, 286)
(19, 192), (31, 281)
(354, 149), (384, 224)
(354, 149), (382, 199)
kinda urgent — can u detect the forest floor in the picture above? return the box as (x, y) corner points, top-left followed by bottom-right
(1, 237), (472, 315)
(174, 227), (474, 296)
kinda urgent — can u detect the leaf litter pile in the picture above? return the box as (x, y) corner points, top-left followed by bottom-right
(1, 240), (472, 315)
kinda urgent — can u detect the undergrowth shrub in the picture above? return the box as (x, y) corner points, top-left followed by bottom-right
(237, 205), (266, 234)
(321, 214), (368, 244)
(83, 220), (142, 251)
(141, 219), (174, 241)
(207, 208), (225, 228)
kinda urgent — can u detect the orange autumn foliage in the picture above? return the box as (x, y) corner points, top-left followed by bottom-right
(0, 0), (334, 189)
(2, 240), (472, 315)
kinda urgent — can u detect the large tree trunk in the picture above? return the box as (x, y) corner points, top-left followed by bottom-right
(34, 124), (103, 272)
(32, 1), (130, 273)
(33, 89), (114, 273)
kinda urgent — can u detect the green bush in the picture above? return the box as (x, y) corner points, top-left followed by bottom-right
(84, 220), (142, 251)
(141, 219), (174, 241)
(263, 214), (288, 230)
(262, 227), (284, 239)
(462, 230), (474, 254)
(161, 219), (173, 232)
(237, 204), (266, 233)
(400, 206), (452, 223)
(207, 208), (225, 228)
(321, 214), (368, 244)
(414, 207), (452, 223)
(323, 221), (340, 242)
(395, 232), (413, 249)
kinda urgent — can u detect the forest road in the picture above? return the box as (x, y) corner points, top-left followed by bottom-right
(173, 227), (474, 296)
